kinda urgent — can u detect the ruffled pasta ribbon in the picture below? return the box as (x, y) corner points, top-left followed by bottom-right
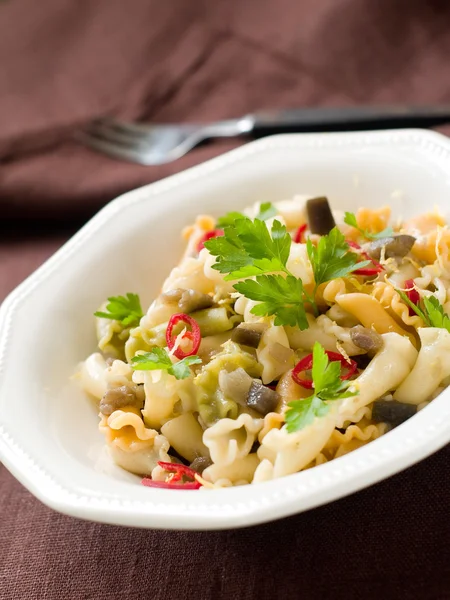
(371, 282), (424, 329)
(100, 406), (157, 452)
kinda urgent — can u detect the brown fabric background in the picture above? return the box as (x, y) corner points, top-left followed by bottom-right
(1, 1), (450, 598)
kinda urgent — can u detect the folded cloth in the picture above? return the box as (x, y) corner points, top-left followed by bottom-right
(2, 0), (450, 219)
(1, 442), (450, 599)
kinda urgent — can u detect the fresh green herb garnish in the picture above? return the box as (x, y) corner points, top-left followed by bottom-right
(285, 343), (356, 433)
(216, 211), (246, 228)
(344, 211), (394, 240)
(306, 227), (370, 286)
(397, 290), (450, 332)
(423, 296), (450, 331)
(211, 217), (291, 281)
(216, 202), (277, 228)
(131, 347), (202, 379)
(206, 215), (370, 328)
(94, 293), (143, 327)
(255, 202), (277, 221)
(234, 275), (309, 329)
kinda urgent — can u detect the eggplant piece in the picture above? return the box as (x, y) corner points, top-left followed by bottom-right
(350, 325), (383, 354)
(218, 368), (254, 406)
(161, 288), (213, 313)
(246, 380), (279, 415)
(306, 196), (336, 235)
(231, 322), (268, 348)
(372, 400), (417, 427)
(189, 456), (212, 474)
(365, 235), (416, 260)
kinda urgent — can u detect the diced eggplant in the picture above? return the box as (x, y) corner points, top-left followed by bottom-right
(231, 322), (268, 348)
(365, 235), (416, 260)
(350, 325), (383, 354)
(268, 342), (294, 365)
(161, 288), (213, 313)
(306, 196), (336, 235)
(189, 456), (213, 474)
(218, 368), (254, 406)
(372, 399), (417, 427)
(246, 380), (279, 415)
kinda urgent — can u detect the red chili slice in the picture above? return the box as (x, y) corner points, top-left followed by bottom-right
(166, 313), (201, 359)
(292, 351), (357, 389)
(346, 240), (384, 276)
(157, 461), (199, 478)
(142, 479), (201, 490)
(197, 229), (224, 253)
(293, 223), (307, 244)
(404, 278), (420, 316)
(141, 461), (202, 489)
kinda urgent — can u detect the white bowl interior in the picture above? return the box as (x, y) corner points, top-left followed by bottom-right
(2, 131), (450, 528)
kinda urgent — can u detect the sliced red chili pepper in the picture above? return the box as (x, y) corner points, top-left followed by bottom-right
(141, 461), (202, 489)
(293, 223), (307, 244)
(166, 313), (201, 359)
(404, 278), (420, 316)
(157, 461), (199, 479)
(142, 479), (201, 489)
(346, 240), (383, 276)
(353, 266), (383, 276)
(292, 351), (357, 389)
(197, 229), (224, 253)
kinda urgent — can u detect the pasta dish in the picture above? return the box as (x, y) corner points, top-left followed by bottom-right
(79, 196), (450, 489)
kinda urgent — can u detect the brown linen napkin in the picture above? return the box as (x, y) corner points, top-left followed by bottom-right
(2, 0), (450, 219)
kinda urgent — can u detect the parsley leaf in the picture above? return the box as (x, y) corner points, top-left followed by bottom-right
(423, 296), (450, 332)
(131, 348), (202, 379)
(285, 343), (356, 433)
(205, 217), (291, 280)
(256, 202), (277, 221)
(203, 226), (252, 274)
(344, 211), (394, 240)
(234, 274), (309, 329)
(307, 227), (371, 285)
(284, 395), (329, 432)
(215, 202), (277, 228)
(94, 293), (143, 327)
(396, 290), (450, 332)
(216, 211), (245, 227)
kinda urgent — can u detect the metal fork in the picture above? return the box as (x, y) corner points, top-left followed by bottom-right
(77, 106), (450, 165)
(77, 117), (255, 166)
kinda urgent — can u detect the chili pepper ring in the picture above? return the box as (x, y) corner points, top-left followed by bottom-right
(166, 313), (201, 359)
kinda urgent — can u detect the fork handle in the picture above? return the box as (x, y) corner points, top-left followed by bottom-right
(249, 105), (450, 134)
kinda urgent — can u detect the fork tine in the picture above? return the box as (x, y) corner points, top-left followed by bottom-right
(85, 120), (154, 146)
(101, 118), (162, 139)
(75, 131), (164, 166)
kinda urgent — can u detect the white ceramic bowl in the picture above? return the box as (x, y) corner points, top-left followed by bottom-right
(1, 130), (450, 530)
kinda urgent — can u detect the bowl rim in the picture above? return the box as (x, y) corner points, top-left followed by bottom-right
(2, 128), (450, 530)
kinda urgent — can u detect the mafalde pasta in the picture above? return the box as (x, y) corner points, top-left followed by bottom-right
(77, 196), (450, 489)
